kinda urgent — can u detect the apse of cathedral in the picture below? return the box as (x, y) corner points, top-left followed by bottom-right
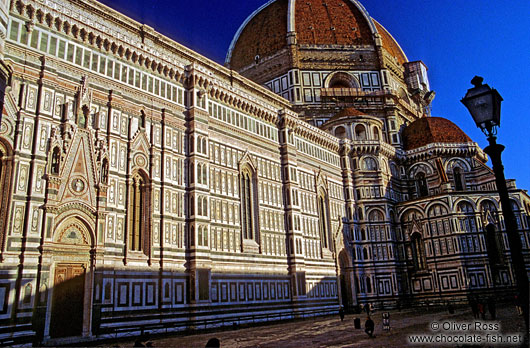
(0, 0), (527, 344)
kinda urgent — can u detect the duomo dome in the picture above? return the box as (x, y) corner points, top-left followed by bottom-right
(226, 0), (433, 129)
(226, 0), (407, 72)
(402, 117), (472, 151)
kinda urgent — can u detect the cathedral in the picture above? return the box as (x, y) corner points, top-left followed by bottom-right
(0, 0), (528, 344)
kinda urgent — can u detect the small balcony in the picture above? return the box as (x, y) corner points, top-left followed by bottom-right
(320, 88), (388, 98)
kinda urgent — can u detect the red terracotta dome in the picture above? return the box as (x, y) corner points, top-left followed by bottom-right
(294, 0), (374, 46)
(228, 0), (289, 71)
(402, 117), (472, 151)
(226, 0), (407, 70)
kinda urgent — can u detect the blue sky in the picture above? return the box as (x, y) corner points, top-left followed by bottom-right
(99, 0), (530, 191)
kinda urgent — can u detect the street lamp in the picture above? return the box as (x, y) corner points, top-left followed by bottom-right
(461, 76), (529, 331)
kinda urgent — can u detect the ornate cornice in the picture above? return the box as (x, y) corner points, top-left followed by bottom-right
(402, 142), (485, 163)
(11, 0), (292, 125)
(46, 200), (97, 217)
(294, 118), (340, 152)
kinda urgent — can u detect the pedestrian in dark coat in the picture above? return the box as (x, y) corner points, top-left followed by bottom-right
(514, 295), (523, 315)
(364, 316), (375, 338)
(447, 301), (454, 314)
(487, 298), (496, 320)
(477, 301), (486, 320)
(339, 307), (345, 321)
(470, 298), (479, 319)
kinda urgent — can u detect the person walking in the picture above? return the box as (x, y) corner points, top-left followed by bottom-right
(470, 297), (479, 319)
(364, 316), (375, 338)
(487, 298), (496, 320)
(447, 301), (454, 314)
(477, 301), (486, 320)
(514, 295), (523, 315)
(339, 307), (345, 321)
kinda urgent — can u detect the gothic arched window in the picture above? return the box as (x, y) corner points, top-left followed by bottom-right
(201, 137), (207, 155)
(202, 197), (208, 216)
(415, 172), (428, 197)
(202, 164), (208, 185)
(51, 147), (61, 174)
(317, 189), (329, 249)
(457, 202), (476, 233)
(23, 283), (32, 305)
(453, 167), (464, 191)
(428, 204), (450, 236)
(240, 166), (257, 241)
(411, 232), (426, 271)
(101, 159), (109, 184)
(480, 200), (498, 226)
(390, 162), (399, 177)
(365, 277), (372, 293)
(128, 172), (150, 253)
(511, 199), (523, 230)
(368, 210), (385, 243)
(368, 210), (384, 222)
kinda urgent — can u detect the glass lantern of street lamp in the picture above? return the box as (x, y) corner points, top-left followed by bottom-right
(460, 76), (503, 136)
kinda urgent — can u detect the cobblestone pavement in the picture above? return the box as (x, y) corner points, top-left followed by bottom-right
(100, 305), (526, 348)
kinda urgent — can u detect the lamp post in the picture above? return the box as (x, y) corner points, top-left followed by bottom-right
(461, 76), (529, 331)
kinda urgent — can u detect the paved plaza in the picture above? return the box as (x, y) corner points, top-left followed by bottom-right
(98, 304), (527, 348)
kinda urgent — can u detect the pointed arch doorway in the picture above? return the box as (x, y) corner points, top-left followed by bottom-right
(338, 249), (358, 310)
(46, 216), (94, 339)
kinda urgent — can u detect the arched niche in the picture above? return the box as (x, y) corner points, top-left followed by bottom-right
(325, 71), (360, 89)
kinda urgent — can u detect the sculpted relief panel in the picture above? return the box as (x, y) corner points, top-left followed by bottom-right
(54, 218), (91, 246)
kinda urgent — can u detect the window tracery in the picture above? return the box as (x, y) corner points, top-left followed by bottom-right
(51, 147), (61, 174)
(101, 158), (109, 184)
(128, 171), (150, 253)
(453, 167), (464, 191)
(411, 232), (427, 271)
(317, 189), (330, 249)
(457, 202), (476, 233)
(240, 165), (258, 242)
(415, 172), (428, 197)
